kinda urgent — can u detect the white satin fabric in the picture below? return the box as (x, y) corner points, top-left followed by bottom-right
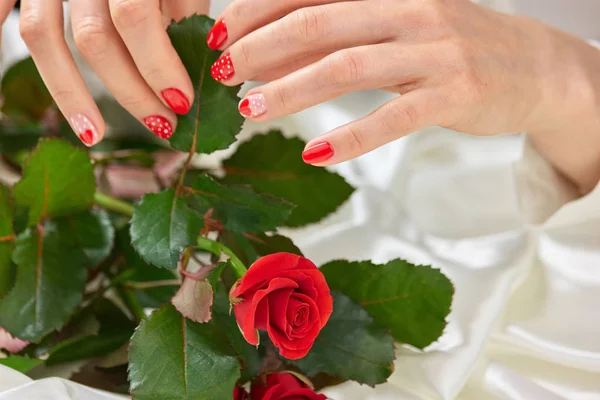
(2, 1), (600, 399)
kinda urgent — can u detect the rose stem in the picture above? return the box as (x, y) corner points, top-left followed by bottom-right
(94, 192), (134, 217)
(196, 236), (247, 279)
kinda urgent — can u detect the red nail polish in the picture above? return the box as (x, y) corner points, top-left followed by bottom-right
(207, 19), (228, 50)
(144, 115), (173, 139)
(211, 53), (235, 82)
(162, 88), (190, 115)
(302, 142), (334, 164)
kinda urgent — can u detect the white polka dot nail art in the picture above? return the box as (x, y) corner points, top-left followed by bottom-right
(210, 53), (235, 82)
(143, 115), (173, 139)
(69, 114), (100, 147)
(238, 94), (267, 118)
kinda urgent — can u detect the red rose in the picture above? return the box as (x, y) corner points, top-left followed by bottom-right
(250, 373), (326, 400)
(231, 253), (332, 360)
(233, 386), (249, 400)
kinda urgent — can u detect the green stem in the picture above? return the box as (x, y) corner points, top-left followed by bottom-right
(116, 286), (146, 322)
(94, 192), (134, 217)
(196, 236), (247, 279)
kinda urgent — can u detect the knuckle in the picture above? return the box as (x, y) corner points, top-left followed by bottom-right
(117, 93), (151, 111)
(73, 17), (110, 59)
(20, 12), (47, 45)
(237, 41), (253, 69)
(290, 8), (328, 42)
(111, 0), (152, 29)
(326, 51), (365, 87)
(384, 102), (421, 134)
(346, 125), (365, 153)
(50, 87), (76, 105)
(273, 83), (291, 112)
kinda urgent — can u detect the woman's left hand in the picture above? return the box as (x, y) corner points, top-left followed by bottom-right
(206, 0), (600, 169)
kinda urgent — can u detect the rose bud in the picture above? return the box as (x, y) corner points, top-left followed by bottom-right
(231, 253), (333, 360)
(250, 372), (326, 400)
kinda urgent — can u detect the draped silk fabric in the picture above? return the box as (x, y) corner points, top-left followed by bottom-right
(1, 1), (599, 399)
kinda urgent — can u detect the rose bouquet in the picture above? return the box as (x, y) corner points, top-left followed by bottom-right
(0, 15), (454, 399)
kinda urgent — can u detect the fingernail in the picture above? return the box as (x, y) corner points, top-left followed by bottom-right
(211, 53), (235, 82)
(144, 115), (173, 139)
(238, 94), (266, 118)
(207, 19), (228, 50)
(162, 88), (190, 115)
(70, 113), (100, 147)
(302, 142), (334, 164)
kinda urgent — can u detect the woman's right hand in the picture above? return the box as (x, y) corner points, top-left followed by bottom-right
(0, 0), (210, 146)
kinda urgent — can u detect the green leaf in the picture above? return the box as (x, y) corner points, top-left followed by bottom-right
(218, 231), (303, 267)
(54, 209), (115, 268)
(188, 175), (294, 233)
(128, 304), (241, 400)
(167, 15), (243, 154)
(47, 299), (135, 365)
(290, 291), (395, 387)
(321, 260), (454, 349)
(0, 184), (15, 297)
(130, 189), (204, 269)
(212, 285), (262, 383)
(117, 228), (178, 308)
(1, 57), (52, 121)
(0, 356), (43, 373)
(13, 139), (95, 226)
(222, 130), (354, 226)
(0, 220), (88, 342)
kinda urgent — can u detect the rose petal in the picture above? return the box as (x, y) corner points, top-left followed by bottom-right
(282, 388), (327, 400)
(232, 253), (319, 296)
(171, 278), (214, 323)
(234, 277), (298, 345)
(268, 288), (294, 332)
(300, 269), (333, 327)
(250, 373), (307, 400)
(0, 328), (29, 353)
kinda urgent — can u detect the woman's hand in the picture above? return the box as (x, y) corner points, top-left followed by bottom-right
(0, 0), (210, 146)
(208, 0), (600, 191)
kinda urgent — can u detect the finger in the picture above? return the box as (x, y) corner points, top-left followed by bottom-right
(0, 0), (17, 43)
(20, 0), (105, 146)
(162, 0), (210, 22)
(210, 2), (396, 85)
(0, 0), (16, 22)
(253, 52), (329, 82)
(206, 0), (358, 50)
(70, 0), (177, 139)
(109, 0), (194, 115)
(301, 90), (448, 165)
(237, 44), (424, 120)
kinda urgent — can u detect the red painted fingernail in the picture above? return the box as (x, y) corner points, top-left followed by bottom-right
(144, 115), (173, 139)
(211, 53), (235, 82)
(162, 88), (190, 115)
(207, 19), (228, 50)
(302, 142), (334, 164)
(70, 113), (100, 147)
(238, 94), (266, 118)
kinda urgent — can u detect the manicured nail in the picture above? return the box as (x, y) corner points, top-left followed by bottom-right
(162, 88), (190, 115)
(144, 115), (173, 139)
(211, 53), (235, 82)
(238, 94), (266, 118)
(70, 113), (100, 147)
(302, 142), (334, 164)
(207, 19), (228, 50)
